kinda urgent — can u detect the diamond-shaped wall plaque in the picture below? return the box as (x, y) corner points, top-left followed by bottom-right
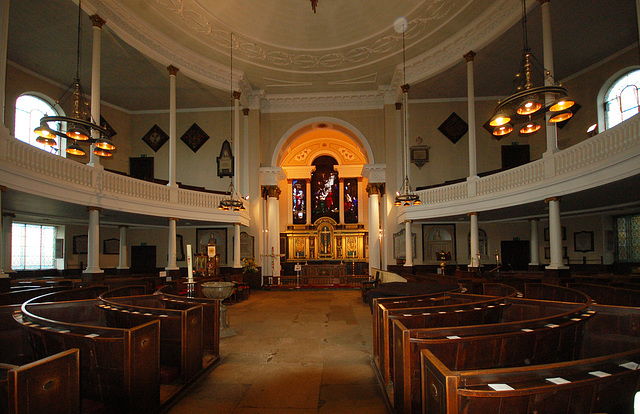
(141, 124), (169, 152)
(181, 123), (209, 153)
(438, 112), (468, 144)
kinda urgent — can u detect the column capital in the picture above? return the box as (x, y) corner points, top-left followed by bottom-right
(243, 108), (250, 116)
(0, 185), (6, 193)
(395, 102), (402, 111)
(262, 185), (281, 199)
(233, 91), (242, 100)
(401, 84), (410, 94)
(168, 217), (179, 222)
(463, 50), (476, 62)
(167, 65), (179, 76)
(544, 196), (561, 203)
(467, 212), (477, 217)
(366, 183), (385, 196)
(90, 14), (106, 28)
(86, 206), (103, 213)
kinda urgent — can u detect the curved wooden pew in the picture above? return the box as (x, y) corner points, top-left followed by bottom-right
(98, 291), (204, 384)
(16, 290), (161, 413)
(156, 284), (221, 356)
(421, 347), (640, 414)
(568, 282), (640, 307)
(1, 348), (80, 414)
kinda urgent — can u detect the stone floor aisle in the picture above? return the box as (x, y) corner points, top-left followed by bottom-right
(165, 289), (389, 414)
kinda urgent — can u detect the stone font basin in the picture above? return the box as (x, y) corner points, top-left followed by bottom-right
(201, 281), (235, 300)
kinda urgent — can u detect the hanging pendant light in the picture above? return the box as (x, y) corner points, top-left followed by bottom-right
(520, 121), (541, 134)
(36, 136), (57, 146)
(66, 141), (86, 156)
(549, 110), (573, 123)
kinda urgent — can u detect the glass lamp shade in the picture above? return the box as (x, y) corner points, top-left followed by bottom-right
(520, 121), (541, 134)
(66, 141), (85, 156)
(36, 136), (57, 146)
(489, 113), (511, 127)
(549, 97), (575, 112)
(93, 147), (113, 157)
(493, 124), (513, 136)
(34, 125), (57, 139)
(549, 110), (573, 123)
(66, 125), (90, 141)
(95, 137), (116, 151)
(516, 97), (542, 115)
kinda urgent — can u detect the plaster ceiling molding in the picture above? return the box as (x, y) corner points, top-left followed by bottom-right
(86, 0), (253, 100)
(362, 164), (386, 183)
(261, 91), (385, 114)
(282, 165), (316, 179)
(259, 167), (287, 185)
(390, 0), (525, 95)
(328, 73), (378, 86)
(282, 135), (367, 167)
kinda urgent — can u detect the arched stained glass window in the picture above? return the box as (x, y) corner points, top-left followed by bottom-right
(605, 70), (640, 129)
(14, 94), (64, 155)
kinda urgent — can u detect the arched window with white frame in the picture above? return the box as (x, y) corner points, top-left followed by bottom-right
(604, 69), (640, 130)
(14, 94), (66, 155)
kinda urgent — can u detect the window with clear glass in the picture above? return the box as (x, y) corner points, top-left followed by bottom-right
(14, 94), (63, 155)
(616, 214), (640, 262)
(12, 223), (57, 270)
(605, 70), (640, 129)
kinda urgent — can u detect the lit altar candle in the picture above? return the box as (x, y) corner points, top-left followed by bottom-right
(186, 244), (194, 283)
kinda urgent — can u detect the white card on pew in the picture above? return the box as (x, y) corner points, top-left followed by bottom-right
(570, 318), (581, 321)
(85, 333), (99, 338)
(446, 335), (461, 339)
(546, 377), (570, 384)
(521, 328), (534, 332)
(620, 362), (639, 370)
(545, 323), (560, 328)
(589, 371), (611, 377)
(488, 384), (514, 391)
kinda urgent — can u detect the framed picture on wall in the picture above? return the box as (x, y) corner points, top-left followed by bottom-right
(103, 238), (119, 255)
(73, 235), (88, 255)
(574, 231), (594, 252)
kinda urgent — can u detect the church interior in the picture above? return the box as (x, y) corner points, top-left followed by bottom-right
(0, 0), (640, 412)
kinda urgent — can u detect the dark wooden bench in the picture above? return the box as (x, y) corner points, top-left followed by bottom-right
(394, 309), (591, 413)
(421, 347), (640, 414)
(0, 286), (68, 306)
(16, 289), (161, 413)
(1, 348), (80, 414)
(99, 293), (203, 384)
(569, 282), (640, 307)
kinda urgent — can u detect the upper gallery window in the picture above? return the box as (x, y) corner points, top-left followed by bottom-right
(14, 94), (65, 155)
(604, 69), (640, 130)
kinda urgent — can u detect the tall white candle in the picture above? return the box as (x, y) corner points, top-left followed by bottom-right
(186, 244), (194, 283)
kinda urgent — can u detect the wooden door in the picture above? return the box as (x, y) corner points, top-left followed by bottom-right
(131, 245), (156, 273)
(501, 144), (530, 170)
(130, 157), (154, 181)
(500, 240), (530, 271)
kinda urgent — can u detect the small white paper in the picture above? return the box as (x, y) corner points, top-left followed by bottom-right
(446, 335), (461, 339)
(546, 377), (570, 384)
(438, 311), (446, 314)
(521, 328), (534, 332)
(422, 313), (431, 316)
(587, 310), (596, 314)
(85, 333), (99, 338)
(545, 324), (560, 328)
(488, 383), (514, 391)
(160, 315), (168, 317)
(474, 308), (482, 310)
(403, 314), (412, 317)
(589, 371), (611, 378)
(487, 305), (495, 308)
(570, 318), (581, 321)
(620, 362), (639, 370)
(455, 309), (464, 313)
(581, 314), (591, 317)
(59, 330), (70, 333)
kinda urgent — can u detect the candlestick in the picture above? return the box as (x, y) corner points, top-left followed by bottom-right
(187, 244), (194, 283)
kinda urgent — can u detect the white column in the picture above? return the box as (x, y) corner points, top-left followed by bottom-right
(464, 51), (478, 179)
(404, 220), (413, 267)
(88, 15), (106, 168)
(546, 197), (568, 269)
(469, 212), (479, 268)
(84, 207), (103, 275)
(261, 195), (268, 281)
(167, 66), (179, 187)
(242, 108), (249, 196)
(339, 178), (345, 224)
(166, 217), (178, 271)
(118, 226), (129, 270)
(1, 211), (14, 274)
(0, 0), (10, 130)
(266, 186), (281, 278)
(367, 184), (381, 274)
(529, 219), (540, 267)
(539, 0), (559, 156)
(233, 91), (241, 195)
(233, 223), (241, 268)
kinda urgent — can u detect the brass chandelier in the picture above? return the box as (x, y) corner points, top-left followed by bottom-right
(486, 0), (575, 139)
(33, 0), (115, 157)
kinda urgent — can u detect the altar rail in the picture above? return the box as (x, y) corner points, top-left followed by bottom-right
(277, 275), (369, 287)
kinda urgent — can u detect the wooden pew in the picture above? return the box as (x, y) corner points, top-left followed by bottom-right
(156, 285), (220, 356)
(2, 348), (80, 414)
(16, 291), (161, 413)
(0, 286), (67, 306)
(421, 347), (640, 414)
(99, 293), (203, 384)
(394, 311), (591, 413)
(568, 282), (640, 307)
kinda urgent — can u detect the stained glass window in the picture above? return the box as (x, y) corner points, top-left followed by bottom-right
(605, 70), (640, 130)
(311, 156), (339, 223)
(344, 178), (358, 223)
(12, 223), (56, 270)
(292, 179), (307, 224)
(15, 94), (63, 155)
(616, 214), (640, 262)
